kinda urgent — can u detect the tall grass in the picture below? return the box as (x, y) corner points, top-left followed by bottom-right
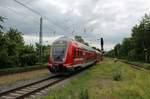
(112, 69), (122, 81)
(79, 88), (89, 99)
(45, 58), (150, 99)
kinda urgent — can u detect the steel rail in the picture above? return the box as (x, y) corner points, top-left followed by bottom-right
(0, 74), (60, 98)
(0, 64), (94, 99)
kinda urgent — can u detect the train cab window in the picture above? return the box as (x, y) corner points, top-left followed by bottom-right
(52, 42), (67, 61)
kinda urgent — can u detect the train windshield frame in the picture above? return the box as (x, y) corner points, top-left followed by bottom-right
(52, 41), (67, 62)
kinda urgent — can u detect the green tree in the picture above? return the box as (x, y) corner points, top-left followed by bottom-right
(106, 49), (115, 57)
(42, 45), (51, 62)
(5, 28), (24, 65)
(0, 16), (5, 32)
(19, 45), (38, 66)
(84, 42), (89, 46)
(6, 28), (24, 45)
(92, 46), (97, 50)
(119, 38), (134, 59)
(108, 13), (150, 62)
(131, 14), (150, 61)
(0, 17), (40, 68)
(74, 35), (84, 44)
(114, 44), (121, 58)
(35, 43), (51, 63)
(0, 16), (12, 68)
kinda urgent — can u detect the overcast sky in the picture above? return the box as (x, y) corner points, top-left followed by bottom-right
(0, 0), (150, 51)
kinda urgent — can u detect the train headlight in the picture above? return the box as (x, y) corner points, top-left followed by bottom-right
(63, 58), (65, 62)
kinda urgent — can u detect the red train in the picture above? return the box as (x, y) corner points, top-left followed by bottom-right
(48, 37), (102, 73)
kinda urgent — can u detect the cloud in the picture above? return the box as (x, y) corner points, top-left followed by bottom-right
(23, 35), (62, 45)
(0, 0), (150, 51)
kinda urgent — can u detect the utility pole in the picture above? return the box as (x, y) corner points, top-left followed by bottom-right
(39, 17), (43, 63)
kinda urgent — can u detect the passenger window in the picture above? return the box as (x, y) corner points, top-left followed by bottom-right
(74, 48), (76, 58)
(75, 49), (79, 58)
(80, 51), (82, 56)
(79, 50), (81, 56)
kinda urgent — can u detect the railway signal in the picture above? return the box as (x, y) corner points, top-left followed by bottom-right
(101, 38), (104, 51)
(98, 37), (104, 52)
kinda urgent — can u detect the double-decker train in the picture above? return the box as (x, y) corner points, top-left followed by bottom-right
(48, 37), (102, 73)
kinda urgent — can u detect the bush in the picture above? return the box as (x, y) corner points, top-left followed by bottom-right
(143, 64), (150, 70)
(128, 49), (138, 61)
(43, 53), (49, 62)
(20, 53), (38, 66)
(79, 89), (89, 99)
(0, 64), (47, 76)
(0, 50), (14, 68)
(112, 69), (122, 81)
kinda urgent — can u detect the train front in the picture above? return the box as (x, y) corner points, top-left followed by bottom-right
(48, 38), (73, 73)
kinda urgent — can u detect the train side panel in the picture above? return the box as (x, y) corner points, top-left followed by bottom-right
(48, 37), (103, 74)
(63, 42), (74, 68)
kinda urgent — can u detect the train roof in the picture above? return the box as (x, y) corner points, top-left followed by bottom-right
(53, 36), (97, 52)
(53, 36), (72, 43)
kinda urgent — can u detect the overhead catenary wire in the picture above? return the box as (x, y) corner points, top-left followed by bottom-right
(14, 0), (42, 16)
(13, 0), (98, 43)
(4, 6), (40, 24)
(14, 0), (70, 34)
(13, 0), (55, 33)
(2, 6), (56, 37)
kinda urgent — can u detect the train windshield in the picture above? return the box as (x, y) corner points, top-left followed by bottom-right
(52, 42), (67, 61)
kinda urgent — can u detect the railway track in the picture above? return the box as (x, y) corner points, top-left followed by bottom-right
(117, 59), (150, 72)
(119, 60), (141, 70)
(0, 65), (93, 99)
(0, 74), (66, 99)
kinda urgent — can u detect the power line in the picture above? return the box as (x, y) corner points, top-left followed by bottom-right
(14, 0), (42, 16)
(14, 0), (70, 34)
(3, 6), (61, 37)
(4, 6), (40, 24)
(13, 0), (61, 34)
(3, 6), (58, 36)
(43, 17), (70, 33)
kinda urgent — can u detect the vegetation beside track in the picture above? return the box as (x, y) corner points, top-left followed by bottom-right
(0, 16), (50, 69)
(45, 58), (150, 99)
(119, 59), (150, 70)
(0, 64), (47, 76)
(0, 69), (49, 86)
(106, 14), (150, 63)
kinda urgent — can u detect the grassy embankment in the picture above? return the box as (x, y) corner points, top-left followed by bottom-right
(45, 58), (150, 99)
(0, 64), (49, 86)
(0, 69), (49, 86)
(0, 64), (47, 76)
